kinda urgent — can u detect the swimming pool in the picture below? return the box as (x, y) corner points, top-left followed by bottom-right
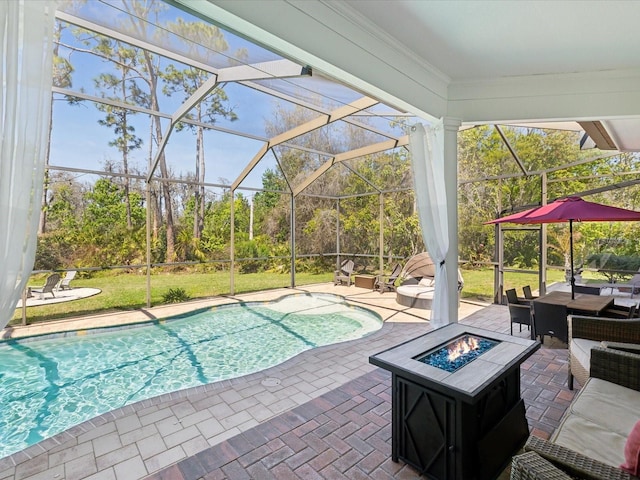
(0, 293), (382, 459)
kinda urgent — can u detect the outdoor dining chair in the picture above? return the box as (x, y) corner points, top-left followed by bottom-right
(506, 288), (533, 336)
(532, 301), (568, 345)
(522, 285), (538, 300)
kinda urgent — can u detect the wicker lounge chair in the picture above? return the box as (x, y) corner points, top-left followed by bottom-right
(511, 346), (640, 480)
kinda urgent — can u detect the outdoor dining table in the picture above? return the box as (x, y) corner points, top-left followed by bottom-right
(533, 290), (615, 316)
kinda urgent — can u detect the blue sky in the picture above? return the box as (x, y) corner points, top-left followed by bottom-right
(49, 0), (409, 196)
(49, 0), (294, 192)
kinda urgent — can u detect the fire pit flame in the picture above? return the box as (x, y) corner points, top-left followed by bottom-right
(448, 336), (479, 362)
(416, 334), (499, 372)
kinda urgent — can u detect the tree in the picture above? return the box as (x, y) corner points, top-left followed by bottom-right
(34, 172), (87, 269)
(161, 48), (237, 240)
(117, 0), (177, 262)
(77, 178), (146, 266)
(198, 191), (250, 257)
(94, 39), (146, 228)
(253, 169), (290, 244)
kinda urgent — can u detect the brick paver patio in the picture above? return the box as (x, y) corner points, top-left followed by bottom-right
(144, 330), (572, 480)
(0, 284), (576, 480)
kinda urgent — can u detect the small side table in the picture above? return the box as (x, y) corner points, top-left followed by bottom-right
(354, 274), (376, 289)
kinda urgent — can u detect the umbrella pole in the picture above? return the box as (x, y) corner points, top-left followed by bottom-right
(570, 220), (575, 299)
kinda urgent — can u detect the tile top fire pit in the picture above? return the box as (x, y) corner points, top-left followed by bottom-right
(371, 323), (538, 403)
(369, 323), (540, 480)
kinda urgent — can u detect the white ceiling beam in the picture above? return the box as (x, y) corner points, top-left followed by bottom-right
(601, 119), (640, 152)
(578, 121), (617, 150)
(448, 69), (640, 123)
(175, 0), (445, 121)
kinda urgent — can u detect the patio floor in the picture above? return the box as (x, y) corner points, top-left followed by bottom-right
(0, 284), (575, 480)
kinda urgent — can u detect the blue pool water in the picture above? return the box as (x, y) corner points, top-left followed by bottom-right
(0, 293), (382, 459)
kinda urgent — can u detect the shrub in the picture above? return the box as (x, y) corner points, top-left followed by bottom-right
(162, 287), (190, 304)
(586, 253), (640, 282)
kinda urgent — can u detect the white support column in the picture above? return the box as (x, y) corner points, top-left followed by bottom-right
(443, 117), (461, 322)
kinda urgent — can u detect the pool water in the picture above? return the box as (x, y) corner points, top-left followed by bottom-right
(0, 293), (381, 459)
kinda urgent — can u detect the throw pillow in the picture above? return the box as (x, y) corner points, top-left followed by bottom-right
(621, 420), (640, 475)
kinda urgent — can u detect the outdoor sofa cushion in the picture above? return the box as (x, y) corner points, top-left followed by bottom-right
(550, 376), (640, 468)
(569, 337), (600, 378)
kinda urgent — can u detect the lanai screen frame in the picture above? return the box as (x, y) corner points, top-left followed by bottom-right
(45, 3), (415, 309)
(40, 2), (637, 316)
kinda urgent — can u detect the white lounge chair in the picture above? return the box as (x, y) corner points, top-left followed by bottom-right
(57, 270), (77, 291)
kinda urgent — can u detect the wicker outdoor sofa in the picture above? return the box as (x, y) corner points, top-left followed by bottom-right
(568, 314), (640, 390)
(510, 345), (640, 480)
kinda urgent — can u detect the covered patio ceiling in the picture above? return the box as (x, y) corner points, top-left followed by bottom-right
(185, 0), (640, 153)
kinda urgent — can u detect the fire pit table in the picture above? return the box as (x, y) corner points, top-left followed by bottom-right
(369, 323), (540, 480)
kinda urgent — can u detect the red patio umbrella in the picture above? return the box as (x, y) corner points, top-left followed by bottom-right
(487, 196), (640, 298)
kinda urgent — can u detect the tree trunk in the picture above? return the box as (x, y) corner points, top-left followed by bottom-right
(193, 129), (201, 239)
(121, 83), (132, 229)
(39, 86), (57, 234)
(38, 169), (49, 235)
(197, 125), (205, 239)
(152, 187), (160, 241)
(143, 50), (175, 262)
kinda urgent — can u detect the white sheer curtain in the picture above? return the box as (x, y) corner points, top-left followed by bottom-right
(0, 0), (56, 330)
(409, 120), (451, 328)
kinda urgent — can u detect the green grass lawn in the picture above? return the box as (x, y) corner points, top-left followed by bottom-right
(12, 270), (333, 326)
(12, 267), (609, 327)
(461, 268), (564, 302)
